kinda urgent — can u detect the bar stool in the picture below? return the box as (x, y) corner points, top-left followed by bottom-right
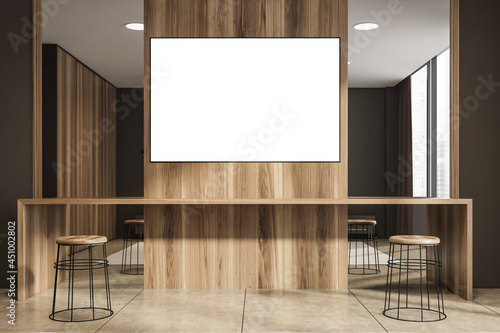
(120, 219), (144, 275)
(348, 215), (380, 275)
(383, 235), (446, 322)
(50, 235), (112, 322)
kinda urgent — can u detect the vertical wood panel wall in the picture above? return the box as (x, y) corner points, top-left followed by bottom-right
(144, 0), (347, 200)
(57, 47), (116, 239)
(144, 0), (348, 289)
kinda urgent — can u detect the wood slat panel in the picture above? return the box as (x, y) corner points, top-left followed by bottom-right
(56, 47), (116, 240)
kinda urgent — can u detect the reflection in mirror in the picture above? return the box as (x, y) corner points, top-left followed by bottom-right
(40, 0), (145, 270)
(347, 0), (450, 289)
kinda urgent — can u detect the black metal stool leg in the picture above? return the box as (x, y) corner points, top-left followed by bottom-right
(89, 245), (95, 320)
(103, 243), (112, 312)
(348, 226), (352, 273)
(136, 227), (140, 275)
(70, 245), (75, 322)
(50, 245), (61, 319)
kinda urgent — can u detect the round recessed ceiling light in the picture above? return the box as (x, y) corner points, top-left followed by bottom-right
(125, 22), (144, 31)
(353, 22), (379, 31)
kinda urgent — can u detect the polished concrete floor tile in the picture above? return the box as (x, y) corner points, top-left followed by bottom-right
(474, 289), (500, 315)
(350, 288), (500, 332)
(4, 236), (499, 332)
(243, 289), (385, 332)
(0, 264), (143, 332)
(99, 290), (245, 332)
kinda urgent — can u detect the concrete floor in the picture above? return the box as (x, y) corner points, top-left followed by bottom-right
(1, 239), (499, 332)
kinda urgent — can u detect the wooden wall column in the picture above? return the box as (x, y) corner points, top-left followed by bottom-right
(426, 203), (473, 300)
(143, 0), (349, 290)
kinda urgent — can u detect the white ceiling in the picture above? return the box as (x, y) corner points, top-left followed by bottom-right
(42, 0), (144, 88)
(42, 0), (449, 89)
(349, 0), (449, 88)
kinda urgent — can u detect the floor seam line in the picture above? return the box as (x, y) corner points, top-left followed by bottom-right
(472, 299), (500, 316)
(241, 289), (247, 333)
(95, 288), (144, 333)
(349, 288), (388, 333)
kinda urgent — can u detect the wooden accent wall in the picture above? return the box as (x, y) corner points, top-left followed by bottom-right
(144, 0), (348, 200)
(145, 204), (346, 289)
(56, 47), (117, 239)
(144, 0), (348, 289)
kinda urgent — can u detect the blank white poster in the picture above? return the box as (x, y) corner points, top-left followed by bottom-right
(150, 38), (340, 162)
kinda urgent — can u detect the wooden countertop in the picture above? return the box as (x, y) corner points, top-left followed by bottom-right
(19, 197), (472, 205)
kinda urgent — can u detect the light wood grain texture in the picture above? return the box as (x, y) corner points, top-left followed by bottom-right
(389, 235), (440, 245)
(144, 204), (343, 289)
(426, 203), (473, 300)
(17, 198), (472, 300)
(56, 47), (116, 240)
(56, 235), (107, 245)
(143, 0), (347, 291)
(19, 197), (473, 205)
(144, 0), (345, 200)
(32, 0), (42, 198)
(450, 0), (459, 198)
(18, 203), (67, 301)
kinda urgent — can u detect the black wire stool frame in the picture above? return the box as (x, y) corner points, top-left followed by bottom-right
(50, 243), (113, 322)
(120, 223), (144, 275)
(383, 242), (446, 322)
(348, 224), (380, 275)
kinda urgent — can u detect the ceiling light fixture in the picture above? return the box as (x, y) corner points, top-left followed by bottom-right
(125, 23), (144, 31)
(353, 22), (379, 31)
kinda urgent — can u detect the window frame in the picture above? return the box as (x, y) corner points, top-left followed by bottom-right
(410, 48), (450, 198)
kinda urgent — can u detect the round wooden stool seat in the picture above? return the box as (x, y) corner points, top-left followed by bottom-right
(56, 235), (107, 245)
(348, 215), (376, 220)
(124, 219), (144, 226)
(348, 219), (377, 225)
(389, 235), (440, 245)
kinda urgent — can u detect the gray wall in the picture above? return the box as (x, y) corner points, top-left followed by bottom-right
(459, 0), (500, 287)
(0, 0), (33, 288)
(115, 88), (144, 237)
(348, 88), (399, 237)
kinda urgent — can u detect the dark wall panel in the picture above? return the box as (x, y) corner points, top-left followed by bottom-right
(116, 88), (144, 236)
(349, 88), (386, 236)
(0, 0), (33, 288)
(348, 88), (399, 237)
(460, 0), (500, 287)
(42, 44), (58, 198)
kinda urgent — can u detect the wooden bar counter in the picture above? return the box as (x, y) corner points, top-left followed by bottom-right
(17, 197), (472, 301)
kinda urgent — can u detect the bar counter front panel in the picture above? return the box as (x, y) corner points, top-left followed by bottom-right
(17, 197), (472, 301)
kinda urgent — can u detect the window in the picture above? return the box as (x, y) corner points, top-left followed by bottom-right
(411, 65), (428, 197)
(410, 49), (450, 198)
(436, 49), (450, 198)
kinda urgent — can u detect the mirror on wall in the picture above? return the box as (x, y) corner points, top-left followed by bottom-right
(40, 0), (144, 238)
(347, 0), (451, 288)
